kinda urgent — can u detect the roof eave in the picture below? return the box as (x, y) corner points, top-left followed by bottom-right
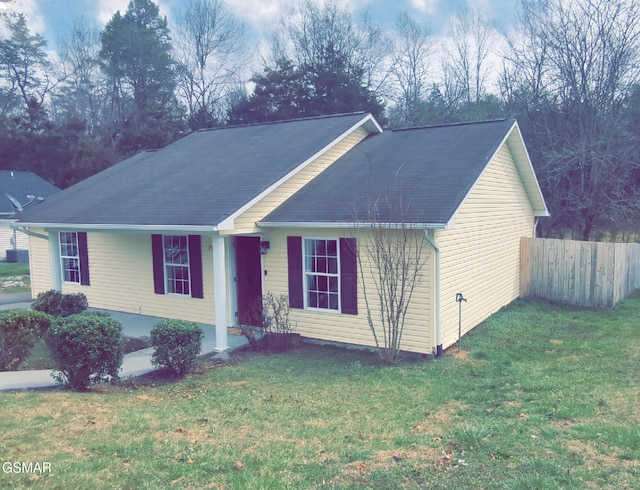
(257, 221), (448, 230)
(10, 222), (219, 234)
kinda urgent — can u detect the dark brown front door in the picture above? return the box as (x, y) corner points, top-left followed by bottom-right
(235, 236), (263, 326)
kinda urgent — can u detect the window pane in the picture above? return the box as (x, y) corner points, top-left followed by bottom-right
(329, 276), (338, 293)
(328, 257), (338, 274)
(317, 240), (326, 255)
(327, 240), (337, 256)
(329, 294), (338, 310)
(318, 292), (328, 308)
(317, 257), (327, 273)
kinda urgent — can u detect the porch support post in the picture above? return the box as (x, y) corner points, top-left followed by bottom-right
(48, 231), (62, 291)
(212, 234), (228, 350)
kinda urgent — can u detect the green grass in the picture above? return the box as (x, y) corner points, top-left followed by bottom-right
(0, 260), (30, 292)
(1, 294), (639, 489)
(0, 261), (30, 278)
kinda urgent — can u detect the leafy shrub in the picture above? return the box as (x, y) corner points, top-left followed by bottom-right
(150, 319), (203, 376)
(45, 314), (123, 390)
(0, 310), (52, 371)
(32, 290), (88, 317)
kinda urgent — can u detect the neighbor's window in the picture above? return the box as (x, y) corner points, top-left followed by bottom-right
(164, 235), (190, 295)
(304, 238), (339, 310)
(59, 231), (80, 283)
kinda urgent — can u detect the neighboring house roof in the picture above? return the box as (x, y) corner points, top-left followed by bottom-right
(262, 119), (549, 227)
(15, 112), (379, 229)
(0, 171), (60, 216)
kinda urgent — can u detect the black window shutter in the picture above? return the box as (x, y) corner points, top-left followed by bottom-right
(340, 238), (358, 315)
(188, 235), (204, 299)
(151, 234), (165, 295)
(287, 236), (303, 309)
(78, 232), (90, 286)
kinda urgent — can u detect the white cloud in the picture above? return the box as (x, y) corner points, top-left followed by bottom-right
(224, 0), (373, 37)
(95, 0), (173, 27)
(9, 0), (46, 35)
(96, 0), (129, 25)
(410, 0), (439, 15)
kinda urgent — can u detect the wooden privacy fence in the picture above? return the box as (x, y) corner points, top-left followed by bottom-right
(520, 237), (640, 308)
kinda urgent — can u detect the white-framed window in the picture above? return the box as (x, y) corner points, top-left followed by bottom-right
(304, 238), (340, 311)
(59, 231), (80, 283)
(164, 235), (190, 295)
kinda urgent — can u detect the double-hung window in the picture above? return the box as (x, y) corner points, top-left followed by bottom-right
(60, 231), (80, 283)
(163, 235), (190, 295)
(304, 238), (340, 311)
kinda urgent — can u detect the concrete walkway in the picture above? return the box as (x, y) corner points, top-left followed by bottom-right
(0, 299), (248, 391)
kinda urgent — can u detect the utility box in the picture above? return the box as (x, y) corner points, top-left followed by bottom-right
(6, 249), (29, 263)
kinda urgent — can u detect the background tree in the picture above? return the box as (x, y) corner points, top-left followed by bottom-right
(53, 16), (107, 138)
(174, 0), (246, 130)
(0, 13), (52, 125)
(387, 12), (432, 127)
(241, 0), (386, 122)
(442, 7), (495, 106)
(502, 0), (640, 240)
(100, 0), (184, 157)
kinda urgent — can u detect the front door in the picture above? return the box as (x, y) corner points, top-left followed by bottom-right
(235, 236), (263, 326)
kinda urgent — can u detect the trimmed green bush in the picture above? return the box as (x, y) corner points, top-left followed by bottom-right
(0, 309), (52, 371)
(32, 290), (88, 317)
(45, 314), (123, 390)
(150, 319), (203, 376)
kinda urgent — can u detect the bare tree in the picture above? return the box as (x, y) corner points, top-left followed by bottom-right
(174, 0), (246, 128)
(388, 11), (433, 127)
(442, 6), (496, 105)
(502, 0), (640, 239)
(54, 16), (107, 136)
(354, 195), (429, 365)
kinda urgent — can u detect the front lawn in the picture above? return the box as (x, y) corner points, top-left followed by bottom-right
(1, 295), (638, 489)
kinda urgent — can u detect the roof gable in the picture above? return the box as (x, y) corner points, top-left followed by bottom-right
(15, 113), (376, 228)
(263, 119), (538, 226)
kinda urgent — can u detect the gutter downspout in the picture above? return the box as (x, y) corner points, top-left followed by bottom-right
(424, 229), (442, 357)
(10, 225), (48, 240)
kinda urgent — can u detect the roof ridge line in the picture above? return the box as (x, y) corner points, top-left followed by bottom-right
(197, 112), (368, 132)
(391, 118), (509, 132)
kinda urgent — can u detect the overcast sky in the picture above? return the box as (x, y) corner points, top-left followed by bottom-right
(6, 0), (519, 51)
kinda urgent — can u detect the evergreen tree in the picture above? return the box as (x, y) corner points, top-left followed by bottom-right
(100, 0), (184, 157)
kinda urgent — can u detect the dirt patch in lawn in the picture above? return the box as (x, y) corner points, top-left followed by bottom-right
(565, 439), (639, 469)
(411, 401), (468, 438)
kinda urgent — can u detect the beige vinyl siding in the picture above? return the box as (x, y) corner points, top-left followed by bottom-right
(56, 232), (219, 325)
(436, 143), (535, 350)
(261, 227), (434, 354)
(231, 127), (370, 234)
(28, 230), (51, 296)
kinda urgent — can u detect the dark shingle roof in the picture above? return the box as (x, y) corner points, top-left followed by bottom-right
(264, 119), (516, 225)
(16, 113), (371, 227)
(0, 171), (60, 215)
